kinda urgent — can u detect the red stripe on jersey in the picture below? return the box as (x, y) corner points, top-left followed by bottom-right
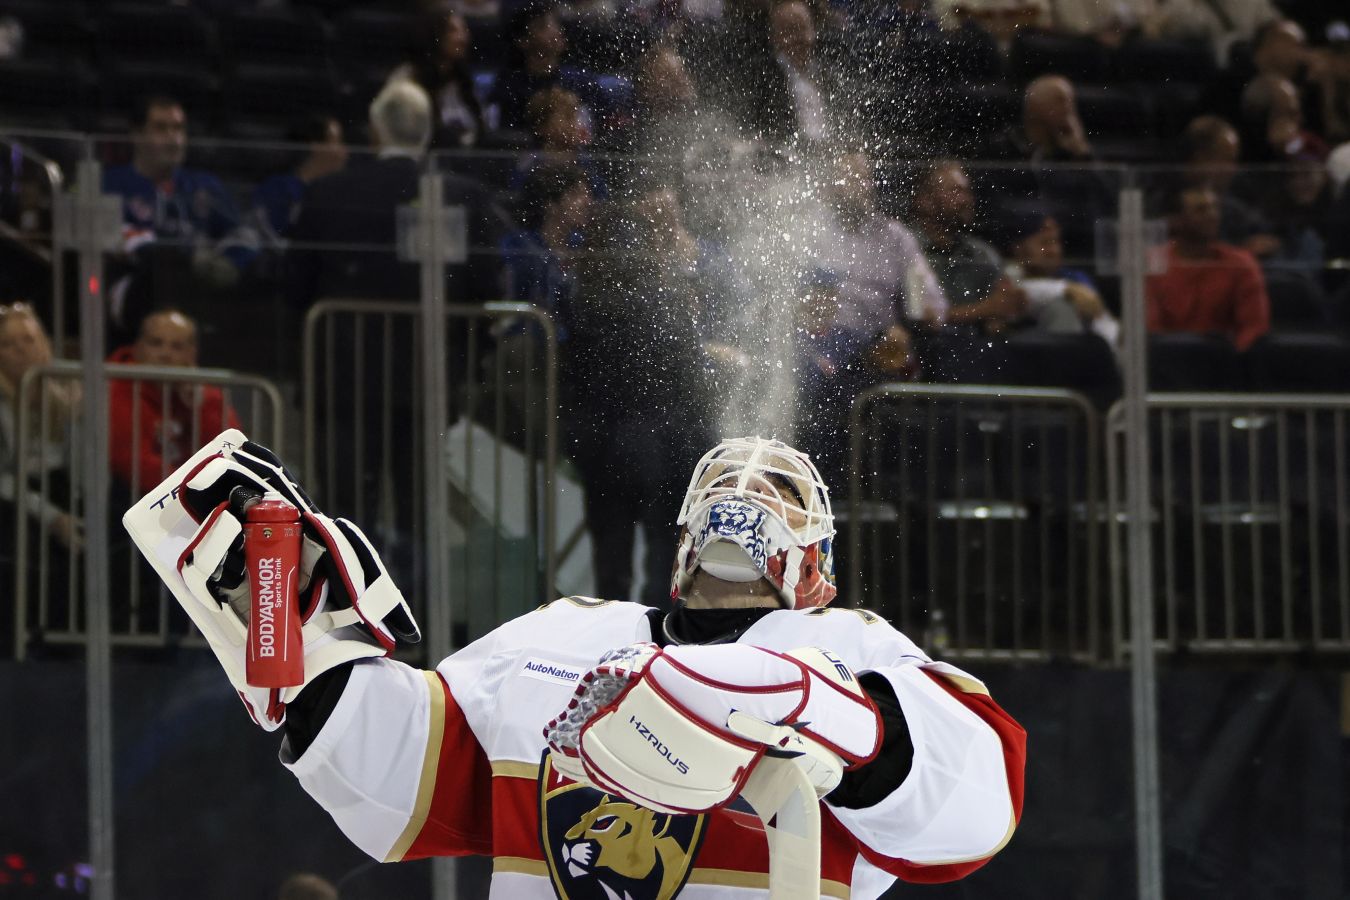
(402, 673), (495, 859)
(492, 775), (546, 861)
(846, 671), (1027, 883)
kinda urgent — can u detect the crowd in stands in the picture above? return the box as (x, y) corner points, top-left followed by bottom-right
(3, 0), (1350, 607)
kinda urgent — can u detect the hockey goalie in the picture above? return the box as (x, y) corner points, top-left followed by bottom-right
(124, 432), (1025, 899)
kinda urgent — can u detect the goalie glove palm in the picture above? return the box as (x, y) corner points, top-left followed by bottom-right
(128, 432), (420, 731)
(544, 643), (881, 815)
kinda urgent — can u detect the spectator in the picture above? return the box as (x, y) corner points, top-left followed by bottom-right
(991, 74), (1093, 163)
(488, 1), (573, 131)
(813, 149), (947, 344)
(608, 42), (700, 156)
(277, 873), (338, 900)
(981, 74), (1114, 258)
(107, 309), (240, 496)
(501, 162), (593, 336)
(389, 5), (487, 150)
(0, 143), (58, 305)
(252, 114), (348, 243)
(1239, 73), (1328, 163)
(1316, 22), (1350, 144)
(1145, 0), (1278, 64)
(1001, 212), (1120, 344)
(565, 185), (720, 606)
(765, 0), (833, 143)
(0, 304), (81, 631)
(289, 79), (508, 307)
(1048, 0), (1153, 47)
(509, 87), (605, 198)
(288, 80), (509, 576)
(1146, 185), (1270, 351)
(792, 266), (915, 482)
(1175, 115), (1281, 258)
(1253, 151), (1333, 280)
(1251, 18), (1312, 80)
(936, 0), (1047, 52)
(909, 160), (1028, 333)
(103, 95), (258, 346)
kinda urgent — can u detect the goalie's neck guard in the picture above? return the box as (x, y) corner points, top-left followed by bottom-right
(673, 436), (837, 610)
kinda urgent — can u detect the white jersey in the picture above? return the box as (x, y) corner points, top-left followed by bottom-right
(282, 598), (1025, 899)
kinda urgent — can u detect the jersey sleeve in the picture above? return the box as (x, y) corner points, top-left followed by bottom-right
(280, 657), (493, 862)
(826, 659), (1025, 883)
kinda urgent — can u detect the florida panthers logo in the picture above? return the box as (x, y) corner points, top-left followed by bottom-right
(698, 500), (769, 570)
(540, 754), (705, 900)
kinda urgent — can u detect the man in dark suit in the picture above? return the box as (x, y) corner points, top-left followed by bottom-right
(288, 80), (509, 308)
(287, 79), (512, 585)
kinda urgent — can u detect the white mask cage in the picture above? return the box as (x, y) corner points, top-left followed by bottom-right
(677, 436), (834, 546)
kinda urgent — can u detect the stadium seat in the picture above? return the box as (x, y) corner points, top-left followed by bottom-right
(332, 9), (417, 75)
(941, 26), (1003, 84)
(224, 65), (341, 132)
(1145, 82), (1207, 136)
(564, 21), (644, 73)
(0, 59), (95, 131)
(952, 83), (1020, 138)
(6, 0), (94, 64)
(1147, 333), (1242, 391)
(98, 5), (214, 67)
(1004, 332), (1122, 409)
(1074, 86), (1152, 139)
(1114, 38), (1216, 84)
(100, 62), (219, 134)
(913, 329), (1011, 385)
(219, 8), (331, 69)
(467, 16), (508, 66)
(1009, 30), (1109, 84)
(1249, 333), (1350, 392)
(1261, 269), (1331, 331)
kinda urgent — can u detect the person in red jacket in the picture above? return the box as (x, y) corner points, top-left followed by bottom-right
(108, 308), (240, 494)
(1146, 185), (1272, 351)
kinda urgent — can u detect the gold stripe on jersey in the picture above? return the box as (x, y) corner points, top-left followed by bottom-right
(685, 868), (850, 898)
(906, 809), (1019, 867)
(491, 759), (541, 779)
(384, 670), (447, 862)
(929, 670), (991, 696)
(494, 856), (549, 876)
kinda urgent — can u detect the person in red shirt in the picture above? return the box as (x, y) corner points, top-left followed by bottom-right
(108, 308), (241, 494)
(1146, 185), (1271, 351)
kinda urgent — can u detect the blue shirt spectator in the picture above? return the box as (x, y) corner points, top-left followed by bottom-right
(487, 1), (572, 130)
(102, 95), (257, 272)
(500, 163), (593, 341)
(252, 115), (349, 242)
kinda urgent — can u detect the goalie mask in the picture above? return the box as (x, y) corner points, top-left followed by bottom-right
(672, 437), (836, 609)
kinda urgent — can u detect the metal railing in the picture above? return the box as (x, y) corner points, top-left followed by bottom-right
(11, 361), (284, 659)
(302, 298), (558, 647)
(848, 383), (1102, 663)
(1107, 394), (1350, 659)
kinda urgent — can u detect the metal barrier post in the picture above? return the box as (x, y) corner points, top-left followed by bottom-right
(73, 154), (116, 900)
(1119, 187), (1164, 900)
(413, 171), (462, 900)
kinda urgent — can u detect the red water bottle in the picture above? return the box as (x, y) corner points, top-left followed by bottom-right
(240, 491), (305, 688)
